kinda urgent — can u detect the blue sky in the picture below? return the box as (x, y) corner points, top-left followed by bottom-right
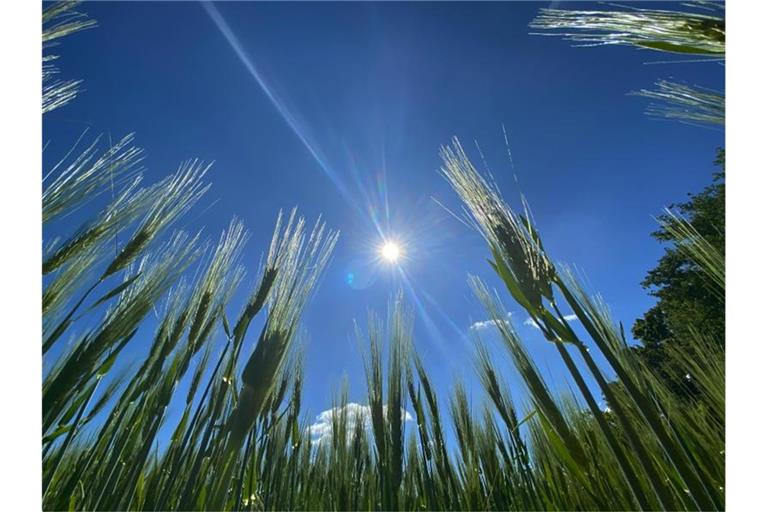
(43, 1), (724, 431)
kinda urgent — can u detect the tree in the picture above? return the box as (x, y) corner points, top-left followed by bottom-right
(632, 149), (724, 401)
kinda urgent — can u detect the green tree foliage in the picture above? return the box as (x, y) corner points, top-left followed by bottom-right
(632, 150), (724, 401)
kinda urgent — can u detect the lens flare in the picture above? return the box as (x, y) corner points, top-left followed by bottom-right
(380, 241), (402, 263)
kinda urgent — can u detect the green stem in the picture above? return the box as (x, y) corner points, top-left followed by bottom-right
(556, 277), (720, 511)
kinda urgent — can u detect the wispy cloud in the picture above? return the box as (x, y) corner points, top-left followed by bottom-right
(309, 403), (414, 446)
(470, 312), (513, 331)
(524, 314), (578, 329)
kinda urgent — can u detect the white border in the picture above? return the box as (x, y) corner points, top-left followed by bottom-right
(1, 1), (42, 509)
(726, 0), (768, 509)
(2, 0), (765, 508)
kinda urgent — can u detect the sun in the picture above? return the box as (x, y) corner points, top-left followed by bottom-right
(379, 241), (402, 263)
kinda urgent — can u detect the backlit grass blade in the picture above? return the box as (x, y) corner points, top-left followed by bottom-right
(530, 5), (724, 56)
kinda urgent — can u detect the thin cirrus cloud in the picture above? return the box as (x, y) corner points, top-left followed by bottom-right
(309, 403), (414, 446)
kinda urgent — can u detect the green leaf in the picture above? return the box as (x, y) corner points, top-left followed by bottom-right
(43, 424), (74, 444)
(636, 41), (722, 55)
(222, 308), (232, 339)
(489, 249), (532, 311)
(96, 347), (121, 377)
(57, 385), (93, 425)
(86, 272), (142, 312)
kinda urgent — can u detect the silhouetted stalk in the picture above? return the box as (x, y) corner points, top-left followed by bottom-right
(548, 334), (657, 510)
(42, 379), (99, 496)
(555, 278), (721, 511)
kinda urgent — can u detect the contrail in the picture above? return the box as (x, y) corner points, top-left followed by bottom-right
(202, 2), (354, 205)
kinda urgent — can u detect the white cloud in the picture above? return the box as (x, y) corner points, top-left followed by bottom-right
(308, 402), (414, 446)
(524, 314), (577, 330)
(470, 312), (513, 332)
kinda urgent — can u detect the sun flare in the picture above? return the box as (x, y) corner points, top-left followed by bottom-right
(380, 241), (402, 263)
